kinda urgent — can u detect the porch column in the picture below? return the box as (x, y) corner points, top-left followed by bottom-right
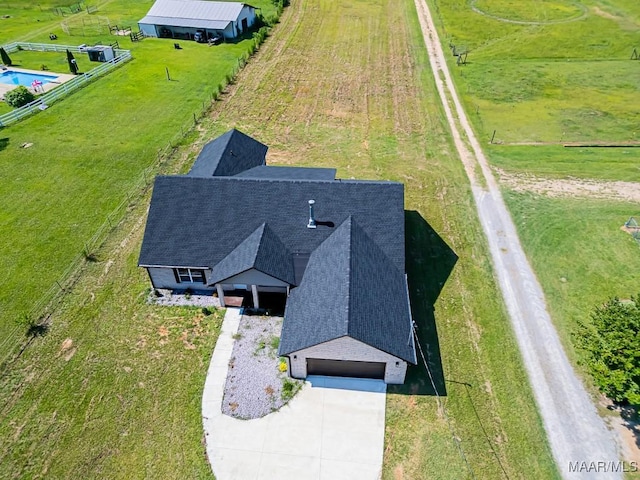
(251, 285), (259, 309)
(216, 284), (225, 307)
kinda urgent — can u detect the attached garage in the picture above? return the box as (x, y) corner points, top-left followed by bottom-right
(306, 358), (385, 380)
(283, 336), (411, 384)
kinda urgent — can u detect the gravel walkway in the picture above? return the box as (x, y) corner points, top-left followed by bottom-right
(222, 314), (302, 419)
(147, 289), (221, 308)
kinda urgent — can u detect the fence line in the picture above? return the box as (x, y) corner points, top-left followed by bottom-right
(0, 42), (131, 127)
(0, 26), (273, 369)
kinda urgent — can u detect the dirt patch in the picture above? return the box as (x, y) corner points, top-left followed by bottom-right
(393, 464), (404, 480)
(611, 416), (640, 465)
(602, 400), (640, 466)
(59, 338), (73, 353)
(593, 6), (619, 21)
(63, 347), (76, 361)
(496, 168), (640, 203)
(59, 338), (76, 361)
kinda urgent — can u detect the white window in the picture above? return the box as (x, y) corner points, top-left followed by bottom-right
(175, 268), (206, 283)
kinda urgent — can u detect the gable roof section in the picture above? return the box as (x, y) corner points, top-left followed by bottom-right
(209, 223), (295, 285)
(138, 176), (405, 274)
(278, 217), (416, 364)
(188, 129), (267, 177)
(140, 0), (249, 29)
(234, 166), (336, 181)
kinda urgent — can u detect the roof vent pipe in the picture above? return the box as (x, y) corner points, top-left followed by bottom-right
(307, 200), (317, 229)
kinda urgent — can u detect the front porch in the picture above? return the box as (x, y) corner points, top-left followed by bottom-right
(215, 284), (288, 315)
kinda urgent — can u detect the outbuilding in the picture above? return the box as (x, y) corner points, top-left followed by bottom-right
(138, 0), (257, 41)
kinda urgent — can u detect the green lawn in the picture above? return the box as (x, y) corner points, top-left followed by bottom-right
(0, 205), (224, 478)
(431, 0), (640, 180)
(503, 192), (640, 366)
(429, 0), (640, 442)
(0, 2), (275, 363)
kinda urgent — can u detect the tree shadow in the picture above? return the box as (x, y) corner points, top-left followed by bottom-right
(0, 138), (8, 152)
(388, 210), (458, 396)
(616, 404), (640, 450)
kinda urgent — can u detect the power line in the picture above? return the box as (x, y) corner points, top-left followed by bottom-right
(413, 323), (477, 480)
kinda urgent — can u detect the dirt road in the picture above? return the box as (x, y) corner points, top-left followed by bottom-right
(412, 0), (621, 478)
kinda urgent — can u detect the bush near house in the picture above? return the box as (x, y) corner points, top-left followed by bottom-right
(577, 295), (640, 405)
(4, 86), (35, 108)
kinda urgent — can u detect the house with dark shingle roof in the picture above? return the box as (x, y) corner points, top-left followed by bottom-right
(138, 129), (417, 383)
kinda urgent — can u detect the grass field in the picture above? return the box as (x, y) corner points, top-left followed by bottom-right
(503, 192), (640, 365)
(0, 206), (224, 478)
(0, 1), (275, 363)
(429, 0), (640, 458)
(432, 0), (640, 181)
(0, 0), (559, 478)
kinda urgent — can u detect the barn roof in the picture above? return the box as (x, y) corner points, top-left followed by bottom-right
(139, 0), (253, 29)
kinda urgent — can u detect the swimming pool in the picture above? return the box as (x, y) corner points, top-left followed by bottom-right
(0, 71), (58, 87)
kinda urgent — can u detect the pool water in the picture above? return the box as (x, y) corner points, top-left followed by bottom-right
(0, 71), (58, 87)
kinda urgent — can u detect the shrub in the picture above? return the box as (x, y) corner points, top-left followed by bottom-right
(278, 359), (288, 372)
(576, 295), (640, 404)
(4, 86), (35, 108)
(281, 379), (296, 400)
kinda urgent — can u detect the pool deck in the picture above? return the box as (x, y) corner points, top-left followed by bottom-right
(0, 67), (75, 99)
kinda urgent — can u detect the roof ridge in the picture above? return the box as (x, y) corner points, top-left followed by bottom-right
(158, 174), (401, 186)
(251, 222), (267, 265)
(345, 216), (355, 338)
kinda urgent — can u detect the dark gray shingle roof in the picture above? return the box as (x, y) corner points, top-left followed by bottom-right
(138, 176), (405, 273)
(234, 166), (336, 181)
(188, 129), (267, 177)
(278, 217), (416, 363)
(208, 223), (295, 285)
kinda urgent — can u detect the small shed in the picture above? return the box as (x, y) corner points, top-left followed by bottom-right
(86, 46), (115, 62)
(138, 0), (257, 41)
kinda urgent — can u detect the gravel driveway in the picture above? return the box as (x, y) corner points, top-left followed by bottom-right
(413, 0), (621, 478)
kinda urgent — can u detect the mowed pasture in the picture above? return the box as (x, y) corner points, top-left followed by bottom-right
(0, 1), (275, 362)
(435, 0), (640, 181)
(432, 0), (640, 411)
(0, 0), (559, 478)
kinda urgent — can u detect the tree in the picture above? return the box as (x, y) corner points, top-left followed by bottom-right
(0, 47), (12, 66)
(577, 295), (640, 404)
(4, 86), (35, 108)
(66, 49), (78, 74)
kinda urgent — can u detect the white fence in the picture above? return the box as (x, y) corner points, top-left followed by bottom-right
(0, 42), (132, 127)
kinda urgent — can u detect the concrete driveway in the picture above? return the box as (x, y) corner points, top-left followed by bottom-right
(202, 308), (387, 480)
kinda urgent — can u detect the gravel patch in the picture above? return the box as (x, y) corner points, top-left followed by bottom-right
(222, 314), (302, 419)
(147, 289), (221, 308)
